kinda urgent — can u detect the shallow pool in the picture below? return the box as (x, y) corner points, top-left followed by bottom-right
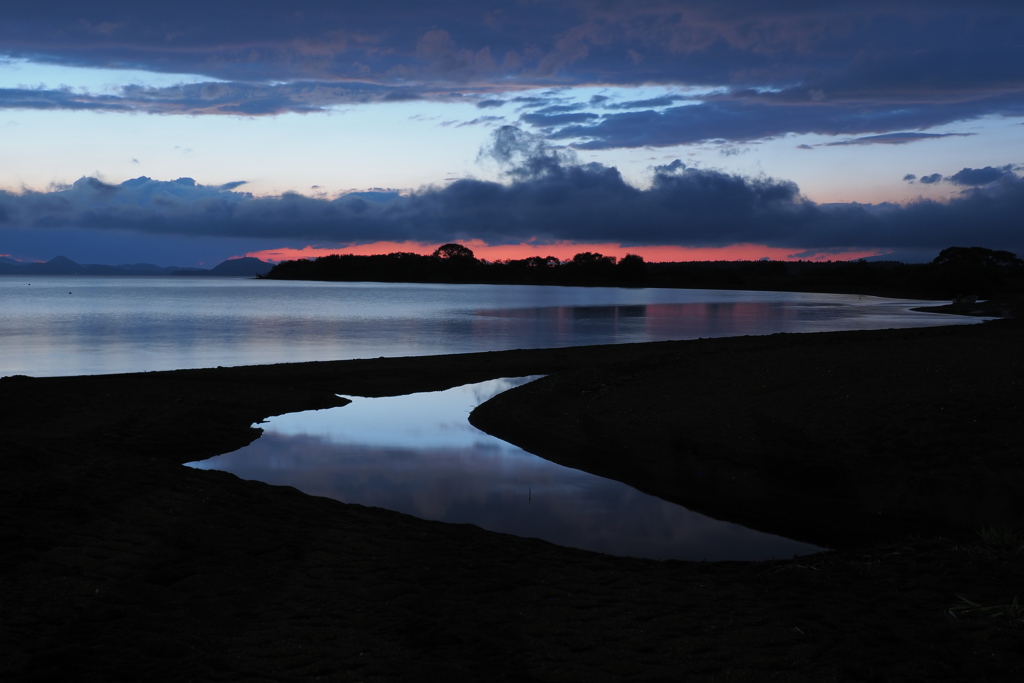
(187, 377), (825, 561)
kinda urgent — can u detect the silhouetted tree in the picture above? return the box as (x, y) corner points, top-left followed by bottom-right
(430, 242), (478, 279)
(933, 246), (1023, 270)
(567, 251), (617, 281)
(524, 255), (561, 268)
(614, 253), (647, 282)
(571, 251), (615, 267)
(432, 243), (476, 263)
(931, 246), (1024, 296)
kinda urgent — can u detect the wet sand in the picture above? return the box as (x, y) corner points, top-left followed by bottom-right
(2, 318), (1023, 680)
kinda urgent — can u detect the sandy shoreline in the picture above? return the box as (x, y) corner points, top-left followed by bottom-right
(3, 318), (1023, 680)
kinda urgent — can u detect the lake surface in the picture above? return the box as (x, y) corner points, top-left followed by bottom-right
(187, 376), (826, 561)
(0, 275), (982, 377)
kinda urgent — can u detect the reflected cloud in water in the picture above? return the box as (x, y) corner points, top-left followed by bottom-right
(188, 377), (824, 562)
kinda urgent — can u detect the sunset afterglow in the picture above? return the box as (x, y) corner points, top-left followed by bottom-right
(246, 242), (881, 264)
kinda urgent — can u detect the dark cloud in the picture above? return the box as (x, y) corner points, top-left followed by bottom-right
(0, 86), (133, 112)
(4, 128), (1023, 265)
(477, 125), (581, 181)
(0, 81), (441, 116)
(456, 115), (505, 128)
(905, 165), (1021, 187)
(544, 94), (1024, 149)
(825, 132), (973, 146)
(509, 96), (549, 106)
(0, 2), (1022, 146)
(519, 111), (599, 127)
(605, 95), (686, 110)
(529, 104), (587, 115)
(948, 165), (1017, 186)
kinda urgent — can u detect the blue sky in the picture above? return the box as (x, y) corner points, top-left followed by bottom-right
(2, 0), (1023, 266)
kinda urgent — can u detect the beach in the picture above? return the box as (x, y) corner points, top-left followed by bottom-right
(3, 318), (1023, 680)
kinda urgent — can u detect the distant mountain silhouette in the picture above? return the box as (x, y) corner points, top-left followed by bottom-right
(0, 256), (273, 277)
(36, 256), (85, 274)
(207, 257), (274, 276)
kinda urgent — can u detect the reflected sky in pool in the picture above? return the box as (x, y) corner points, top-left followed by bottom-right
(187, 377), (825, 562)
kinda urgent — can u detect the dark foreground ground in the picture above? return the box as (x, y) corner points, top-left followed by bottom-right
(2, 315), (1023, 681)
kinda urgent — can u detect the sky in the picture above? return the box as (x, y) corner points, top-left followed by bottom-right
(1, 0), (1023, 267)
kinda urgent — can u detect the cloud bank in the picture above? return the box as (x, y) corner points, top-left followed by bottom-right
(2, 2), (1024, 148)
(3, 128), (1022, 265)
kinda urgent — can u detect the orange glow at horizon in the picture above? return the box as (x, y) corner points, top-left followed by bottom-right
(245, 240), (883, 264)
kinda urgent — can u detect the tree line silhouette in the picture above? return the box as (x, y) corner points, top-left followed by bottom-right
(262, 244), (1024, 299)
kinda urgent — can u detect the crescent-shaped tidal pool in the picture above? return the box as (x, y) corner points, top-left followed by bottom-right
(187, 376), (826, 562)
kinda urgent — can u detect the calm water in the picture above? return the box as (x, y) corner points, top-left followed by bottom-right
(188, 377), (825, 561)
(0, 275), (982, 377)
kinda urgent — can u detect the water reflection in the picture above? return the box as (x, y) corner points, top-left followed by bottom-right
(1, 277), (985, 377)
(187, 377), (824, 562)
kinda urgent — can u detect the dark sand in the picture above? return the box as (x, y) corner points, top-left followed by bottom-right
(2, 317), (1023, 681)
